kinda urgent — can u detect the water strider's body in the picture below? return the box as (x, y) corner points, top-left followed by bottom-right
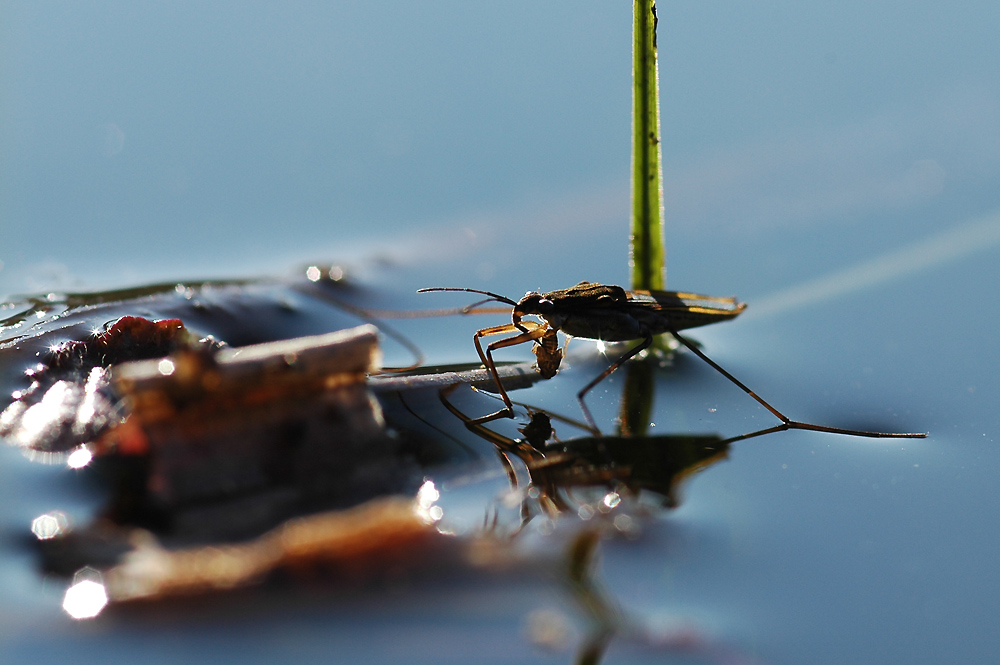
(510, 282), (745, 342)
(419, 281), (925, 439)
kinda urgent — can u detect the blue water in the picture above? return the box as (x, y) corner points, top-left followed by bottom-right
(3, 2), (1000, 664)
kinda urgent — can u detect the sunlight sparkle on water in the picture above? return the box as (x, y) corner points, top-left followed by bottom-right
(63, 576), (108, 619)
(31, 511), (68, 540)
(16, 381), (72, 446)
(415, 480), (443, 524)
(75, 367), (105, 428)
(67, 446), (93, 468)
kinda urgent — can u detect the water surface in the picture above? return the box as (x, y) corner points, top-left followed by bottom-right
(3, 2), (1000, 663)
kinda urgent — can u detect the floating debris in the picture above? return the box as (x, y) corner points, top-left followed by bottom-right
(102, 496), (440, 603)
(1, 316), (215, 454)
(16, 323), (457, 614)
(96, 325), (417, 543)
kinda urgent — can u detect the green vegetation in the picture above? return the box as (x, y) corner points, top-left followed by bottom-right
(630, 0), (666, 292)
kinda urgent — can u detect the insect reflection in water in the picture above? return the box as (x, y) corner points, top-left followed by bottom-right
(420, 281), (926, 439)
(439, 383), (734, 530)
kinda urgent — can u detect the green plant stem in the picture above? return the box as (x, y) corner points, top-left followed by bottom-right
(630, 0), (665, 292)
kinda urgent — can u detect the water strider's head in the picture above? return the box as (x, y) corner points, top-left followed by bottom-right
(511, 292), (553, 326)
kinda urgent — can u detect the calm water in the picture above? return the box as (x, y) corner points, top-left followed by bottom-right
(3, 2), (1000, 664)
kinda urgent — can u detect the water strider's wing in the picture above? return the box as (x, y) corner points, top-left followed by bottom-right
(628, 290), (747, 331)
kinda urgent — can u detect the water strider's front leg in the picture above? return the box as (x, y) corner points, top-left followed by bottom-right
(472, 321), (550, 423)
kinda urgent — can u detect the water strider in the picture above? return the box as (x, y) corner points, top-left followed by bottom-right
(419, 281), (926, 439)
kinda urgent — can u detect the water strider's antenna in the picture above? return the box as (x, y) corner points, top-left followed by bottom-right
(418, 287), (518, 308)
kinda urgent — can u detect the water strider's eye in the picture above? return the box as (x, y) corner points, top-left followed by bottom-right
(537, 298), (555, 313)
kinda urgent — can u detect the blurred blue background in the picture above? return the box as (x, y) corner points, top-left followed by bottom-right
(3, 0), (997, 297)
(3, 2), (1000, 664)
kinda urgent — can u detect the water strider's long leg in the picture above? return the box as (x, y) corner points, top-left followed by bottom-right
(472, 321), (550, 423)
(576, 334), (654, 434)
(668, 329), (927, 439)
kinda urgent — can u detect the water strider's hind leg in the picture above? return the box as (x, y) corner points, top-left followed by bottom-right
(668, 329), (926, 439)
